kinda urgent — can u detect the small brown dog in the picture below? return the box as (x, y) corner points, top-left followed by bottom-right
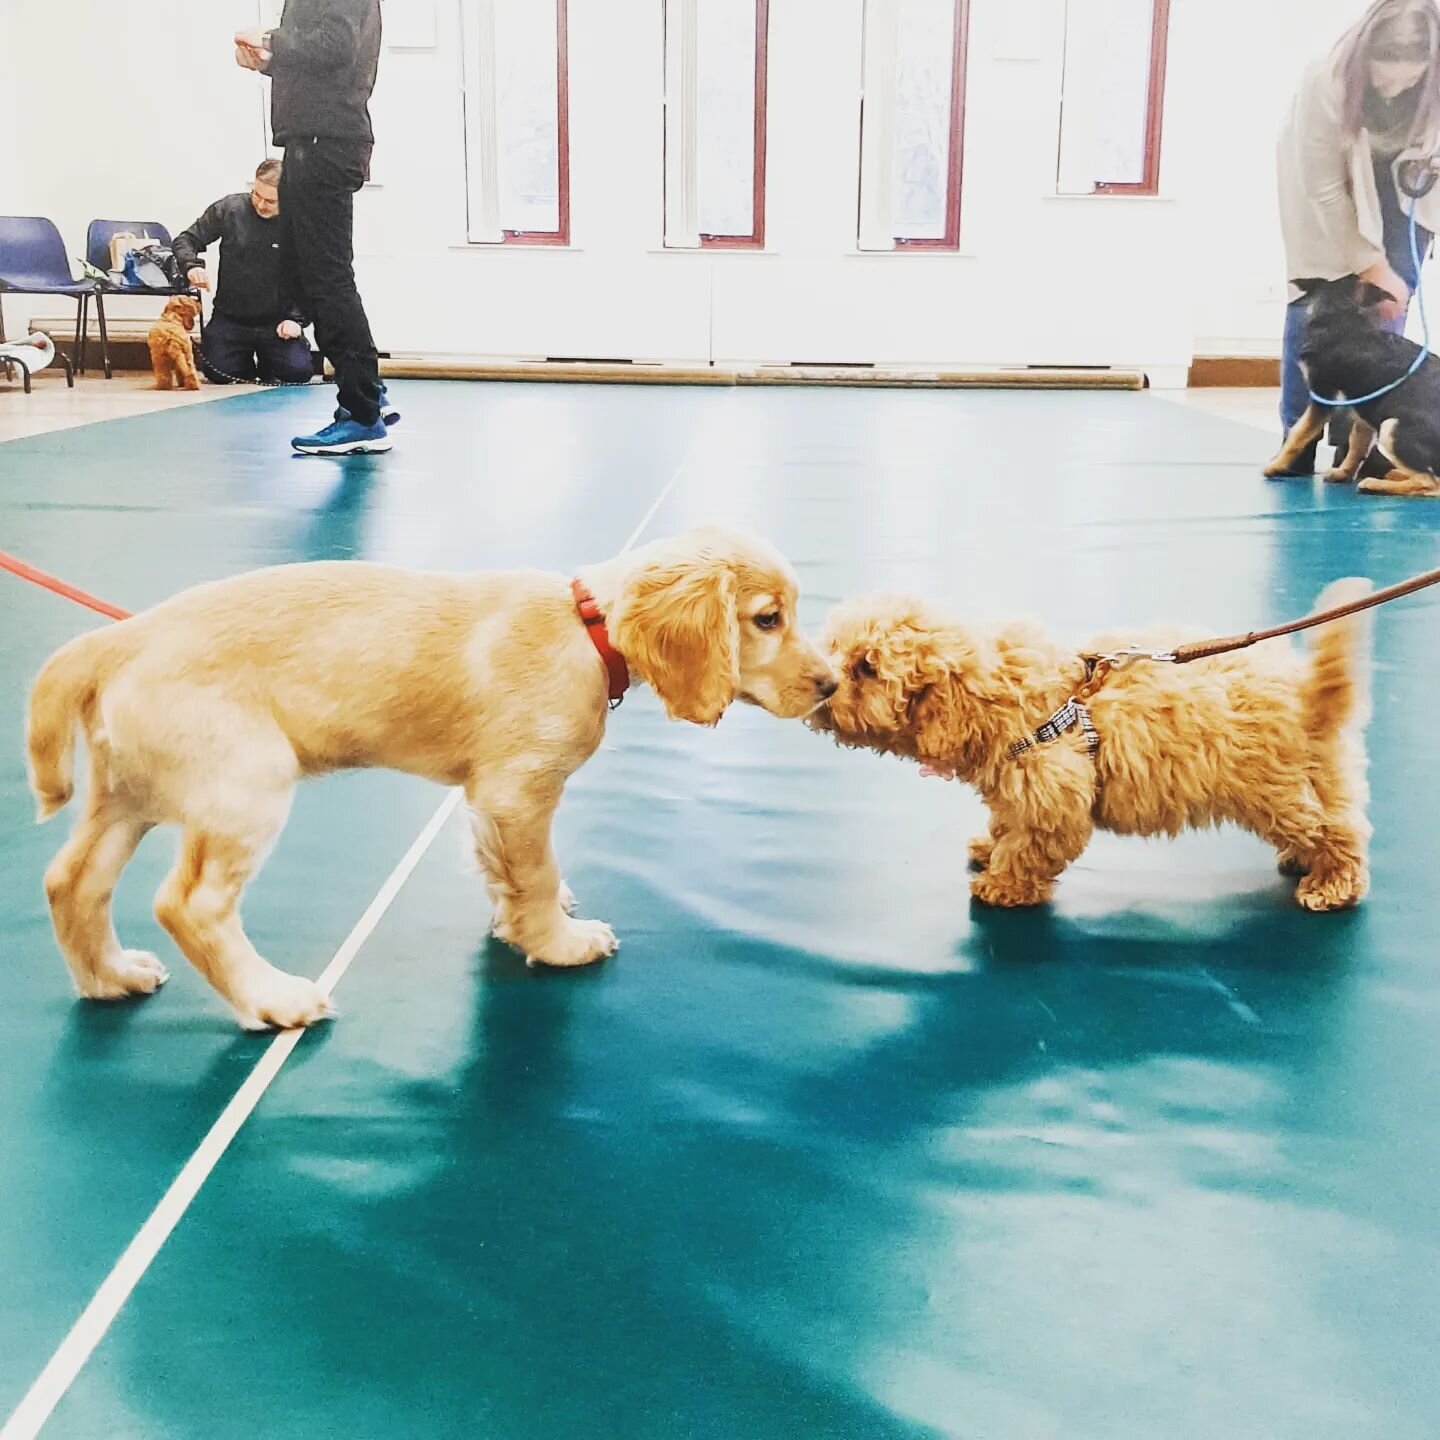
(28, 528), (837, 1030)
(811, 580), (1373, 912)
(147, 295), (201, 390)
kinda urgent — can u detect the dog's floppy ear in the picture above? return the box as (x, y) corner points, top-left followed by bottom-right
(1359, 281), (1398, 309)
(1292, 278), (1330, 297)
(610, 555), (739, 726)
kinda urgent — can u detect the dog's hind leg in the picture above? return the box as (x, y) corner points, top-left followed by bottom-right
(1273, 810), (1369, 911)
(468, 768), (614, 967)
(1324, 416), (1374, 483)
(1358, 418), (1440, 495)
(1248, 787), (1367, 912)
(1298, 709), (1371, 912)
(45, 773), (163, 1000)
(1264, 403), (1327, 478)
(1295, 810), (1370, 911)
(1356, 465), (1440, 496)
(154, 795), (332, 1030)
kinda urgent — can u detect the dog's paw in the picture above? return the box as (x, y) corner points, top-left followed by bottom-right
(235, 970), (334, 1031)
(526, 917), (618, 969)
(1262, 458), (1304, 480)
(967, 835), (995, 871)
(1295, 867), (1368, 912)
(970, 872), (1050, 908)
(79, 950), (170, 1000)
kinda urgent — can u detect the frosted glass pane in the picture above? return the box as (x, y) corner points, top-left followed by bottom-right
(696, 0), (759, 238)
(891, 0), (959, 240)
(495, 0), (561, 233)
(1057, 0), (1156, 193)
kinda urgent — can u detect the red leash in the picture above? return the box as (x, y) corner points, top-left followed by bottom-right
(2, 554), (629, 712)
(0, 549), (132, 622)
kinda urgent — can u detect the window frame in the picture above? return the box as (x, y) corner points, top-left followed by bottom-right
(662, 0), (771, 251)
(461, 0), (572, 247)
(893, 0), (969, 250)
(1059, 0), (1170, 197)
(856, 0), (972, 253)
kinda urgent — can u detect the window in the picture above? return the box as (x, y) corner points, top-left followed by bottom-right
(1056, 0), (1169, 195)
(461, 0), (570, 244)
(857, 0), (970, 251)
(663, 0), (770, 249)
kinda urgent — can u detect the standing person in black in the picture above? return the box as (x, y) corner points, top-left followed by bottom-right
(235, 1), (397, 455)
(173, 159), (314, 388)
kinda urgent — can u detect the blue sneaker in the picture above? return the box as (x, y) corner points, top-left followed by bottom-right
(334, 384), (400, 427)
(291, 416), (393, 455)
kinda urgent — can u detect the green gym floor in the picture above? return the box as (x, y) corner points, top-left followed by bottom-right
(1, 380), (1437, 1440)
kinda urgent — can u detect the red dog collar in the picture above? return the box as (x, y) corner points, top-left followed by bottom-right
(572, 578), (629, 707)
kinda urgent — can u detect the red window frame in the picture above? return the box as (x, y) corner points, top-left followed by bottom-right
(499, 0), (570, 245)
(1086, 0), (1170, 196)
(892, 0), (970, 250)
(696, 0), (770, 250)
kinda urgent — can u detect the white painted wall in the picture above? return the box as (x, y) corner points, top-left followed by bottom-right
(0, 1), (268, 339)
(0, 0), (1419, 375)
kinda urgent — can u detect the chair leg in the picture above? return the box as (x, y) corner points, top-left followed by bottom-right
(59, 349), (75, 388)
(0, 293), (7, 345)
(96, 292), (111, 379)
(76, 295), (88, 375)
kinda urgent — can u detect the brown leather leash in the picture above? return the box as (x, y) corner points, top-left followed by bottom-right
(1075, 563), (1440, 699)
(1168, 564), (1440, 663)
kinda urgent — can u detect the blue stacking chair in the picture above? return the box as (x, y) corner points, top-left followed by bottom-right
(0, 216), (108, 378)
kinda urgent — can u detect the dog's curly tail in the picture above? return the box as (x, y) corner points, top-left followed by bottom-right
(26, 628), (121, 821)
(1301, 576), (1374, 742)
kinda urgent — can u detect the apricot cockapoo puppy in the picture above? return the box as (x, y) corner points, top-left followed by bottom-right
(147, 295), (201, 391)
(811, 580), (1372, 912)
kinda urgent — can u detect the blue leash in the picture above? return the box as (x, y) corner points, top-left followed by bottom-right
(1308, 193), (1432, 407)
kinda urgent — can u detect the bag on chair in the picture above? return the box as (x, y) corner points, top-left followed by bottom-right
(107, 230), (141, 270)
(122, 241), (178, 291)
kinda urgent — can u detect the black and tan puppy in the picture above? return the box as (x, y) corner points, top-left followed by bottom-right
(1265, 275), (1440, 497)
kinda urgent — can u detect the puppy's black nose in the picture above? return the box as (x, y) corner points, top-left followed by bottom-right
(817, 675), (839, 700)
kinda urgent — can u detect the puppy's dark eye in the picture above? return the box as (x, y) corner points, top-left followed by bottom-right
(754, 612), (782, 631)
(853, 657), (877, 680)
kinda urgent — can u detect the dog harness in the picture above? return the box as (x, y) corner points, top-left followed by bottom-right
(1006, 654), (1120, 762)
(1008, 697), (1100, 760)
(572, 578), (629, 708)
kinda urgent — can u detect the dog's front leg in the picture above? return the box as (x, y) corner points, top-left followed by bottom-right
(1325, 416), (1375, 483)
(1263, 403), (1327, 478)
(468, 770), (616, 968)
(967, 813), (1009, 871)
(970, 762), (1094, 907)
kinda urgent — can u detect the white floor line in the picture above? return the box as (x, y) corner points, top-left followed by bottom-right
(0, 411), (710, 1440)
(0, 792), (460, 1440)
(620, 391), (729, 552)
